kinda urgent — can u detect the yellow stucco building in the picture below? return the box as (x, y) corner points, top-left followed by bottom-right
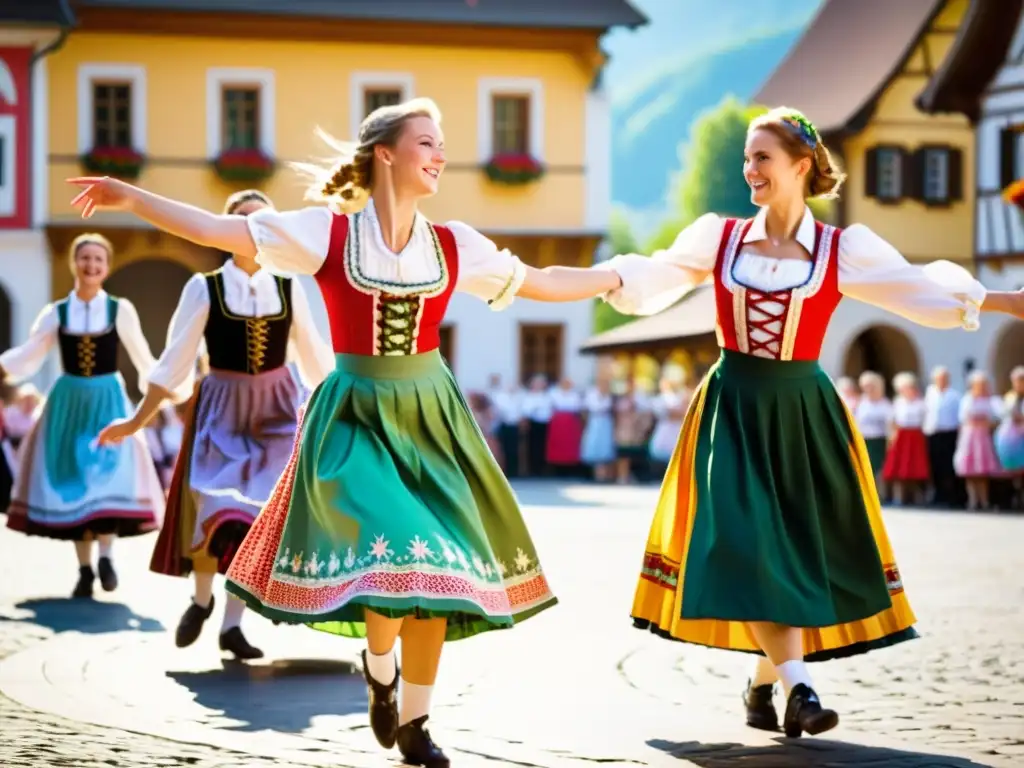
(0, 0), (645, 394)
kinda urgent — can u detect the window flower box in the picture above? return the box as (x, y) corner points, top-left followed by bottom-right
(80, 147), (145, 180)
(212, 148), (275, 183)
(1003, 178), (1024, 210)
(483, 153), (544, 186)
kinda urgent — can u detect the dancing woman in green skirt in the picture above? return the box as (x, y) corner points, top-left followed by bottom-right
(67, 97), (621, 767)
(597, 107), (1024, 738)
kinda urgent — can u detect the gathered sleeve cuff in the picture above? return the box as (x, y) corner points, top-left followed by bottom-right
(447, 221), (527, 311)
(595, 213), (723, 316)
(114, 298), (158, 394)
(286, 278), (335, 390)
(0, 304), (58, 383)
(146, 274), (210, 403)
(245, 207), (333, 277)
(838, 224), (985, 330)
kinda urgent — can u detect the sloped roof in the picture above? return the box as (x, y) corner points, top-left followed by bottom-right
(916, 0), (1024, 122)
(752, 0), (940, 134)
(71, 0), (648, 31)
(580, 285), (717, 354)
(1, 0), (75, 25)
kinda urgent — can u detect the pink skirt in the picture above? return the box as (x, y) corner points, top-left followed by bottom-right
(954, 425), (1001, 478)
(546, 411), (582, 465)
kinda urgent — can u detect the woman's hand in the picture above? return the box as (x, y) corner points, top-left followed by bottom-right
(68, 176), (138, 218)
(981, 289), (1024, 319)
(97, 417), (141, 446)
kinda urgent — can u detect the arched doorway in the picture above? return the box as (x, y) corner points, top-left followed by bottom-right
(991, 320), (1024, 389)
(843, 325), (920, 396)
(106, 259), (193, 399)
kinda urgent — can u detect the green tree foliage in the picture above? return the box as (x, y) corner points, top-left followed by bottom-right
(593, 207), (642, 334)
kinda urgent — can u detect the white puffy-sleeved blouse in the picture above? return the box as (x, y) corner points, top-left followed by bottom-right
(242, 198), (528, 311)
(0, 290), (155, 386)
(892, 396), (927, 429)
(598, 208), (985, 355)
(146, 259), (335, 403)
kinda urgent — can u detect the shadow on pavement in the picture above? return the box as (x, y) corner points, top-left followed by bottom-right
(168, 657), (365, 732)
(647, 738), (995, 767)
(4, 597), (164, 634)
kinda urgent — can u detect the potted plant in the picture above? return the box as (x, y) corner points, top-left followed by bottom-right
(483, 153), (545, 186)
(212, 148), (275, 183)
(80, 146), (146, 180)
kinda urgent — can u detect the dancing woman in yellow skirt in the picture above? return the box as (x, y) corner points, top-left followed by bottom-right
(597, 108), (1024, 738)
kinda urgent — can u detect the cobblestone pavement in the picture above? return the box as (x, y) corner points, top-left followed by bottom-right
(0, 482), (1020, 767)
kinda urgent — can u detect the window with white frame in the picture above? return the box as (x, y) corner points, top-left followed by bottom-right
(205, 68), (275, 158)
(876, 148), (902, 200)
(77, 64), (147, 154)
(0, 115), (14, 217)
(922, 147), (949, 203)
(478, 78), (544, 163)
(349, 73), (414, 137)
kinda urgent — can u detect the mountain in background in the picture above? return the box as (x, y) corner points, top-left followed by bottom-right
(603, 0), (824, 233)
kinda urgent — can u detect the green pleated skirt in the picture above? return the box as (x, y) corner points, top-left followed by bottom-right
(631, 350), (917, 662)
(226, 350), (557, 642)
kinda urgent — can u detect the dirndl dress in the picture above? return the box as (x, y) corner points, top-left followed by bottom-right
(226, 211), (556, 641)
(954, 396), (1002, 477)
(882, 399), (930, 482)
(546, 389), (583, 465)
(620, 217), (917, 661)
(150, 270), (302, 577)
(995, 397), (1024, 472)
(7, 297), (163, 539)
(580, 390), (615, 464)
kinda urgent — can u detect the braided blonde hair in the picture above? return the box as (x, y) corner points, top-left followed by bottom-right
(295, 97), (443, 214)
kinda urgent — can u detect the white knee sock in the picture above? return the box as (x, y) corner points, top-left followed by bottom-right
(776, 659), (813, 697)
(98, 539), (113, 559)
(751, 655), (778, 687)
(399, 679), (433, 726)
(365, 648), (396, 686)
(221, 594), (246, 632)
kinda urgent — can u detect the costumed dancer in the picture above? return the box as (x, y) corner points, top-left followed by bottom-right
(99, 190), (335, 660)
(882, 372), (930, 506)
(546, 379), (583, 475)
(954, 370), (1004, 510)
(71, 97), (621, 767)
(0, 234), (163, 597)
(854, 371), (892, 484)
(595, 107), (1024, 737)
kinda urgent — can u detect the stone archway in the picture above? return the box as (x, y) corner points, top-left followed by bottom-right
(842, 325), (921, 396)
(990, 320), (1024, 390)
(105, 259), (194, 399)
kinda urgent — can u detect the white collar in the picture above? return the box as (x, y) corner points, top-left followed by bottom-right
(743, 206), (817, 256)
(363, 198), (426, 257)
(68, 289), (108, 308)
(222, 257), (273, 288)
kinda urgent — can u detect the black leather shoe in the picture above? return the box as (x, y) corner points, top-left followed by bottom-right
(72, 566), (94, 599)
(219, 627), (264, 660)
(783, 683), (839, 738)
(97, 556), (118, 592)
(362, 649), (399, 749)
(743, 680), (779, 731)
(174, 597), (215, 648)
(397, 715), (449, 768)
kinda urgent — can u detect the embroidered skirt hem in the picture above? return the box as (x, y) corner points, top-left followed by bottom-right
(225, 350), (557, 642)
(630, 351), (917, 661)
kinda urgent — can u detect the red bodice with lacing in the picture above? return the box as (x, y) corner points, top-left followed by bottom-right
(713, 217), (843, 361)
(314, 213), (459, 356)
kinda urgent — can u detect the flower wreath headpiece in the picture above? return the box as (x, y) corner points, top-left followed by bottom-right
(780, 113), (819, 149)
